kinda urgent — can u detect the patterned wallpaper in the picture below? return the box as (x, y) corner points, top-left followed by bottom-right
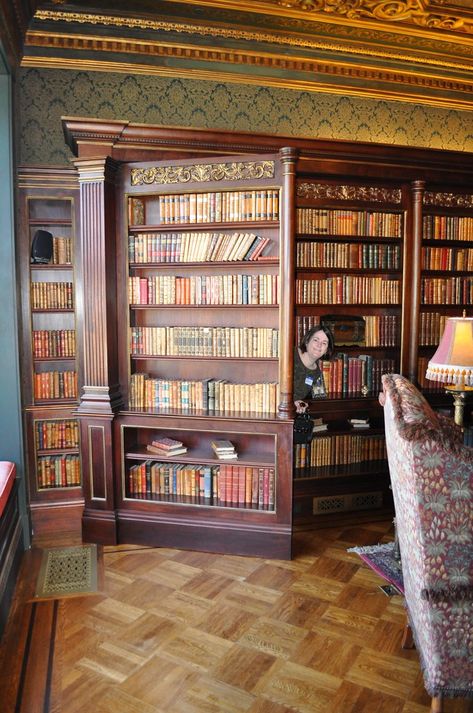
(18, 68), (473, 164)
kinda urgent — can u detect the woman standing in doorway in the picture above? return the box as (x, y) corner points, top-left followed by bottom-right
(294, 325), (334, 413)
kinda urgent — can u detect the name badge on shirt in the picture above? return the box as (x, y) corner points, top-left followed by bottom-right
(305, 376), (314, 386)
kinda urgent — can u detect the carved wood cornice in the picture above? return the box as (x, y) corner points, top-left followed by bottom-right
(424, 191), (473, 207)
(297, 181), (402, 203)
(130, 160), (275, 186)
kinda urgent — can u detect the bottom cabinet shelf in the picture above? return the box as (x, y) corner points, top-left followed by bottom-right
(110, 412), (294, 559)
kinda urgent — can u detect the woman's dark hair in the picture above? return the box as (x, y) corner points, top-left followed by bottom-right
(299, 324), (334, 359)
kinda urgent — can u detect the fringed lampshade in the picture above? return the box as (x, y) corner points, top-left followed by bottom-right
(426, 316), (473, 387)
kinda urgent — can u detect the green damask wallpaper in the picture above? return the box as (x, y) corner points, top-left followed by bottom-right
(18, 68), (473, 164)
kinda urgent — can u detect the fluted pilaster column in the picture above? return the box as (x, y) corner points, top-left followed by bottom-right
(74, 156), (122, 543)
(278, 147), (298, 417)
(402, 180), (425, 382)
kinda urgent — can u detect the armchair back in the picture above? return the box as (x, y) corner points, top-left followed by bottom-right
(381, 374), (473, 700)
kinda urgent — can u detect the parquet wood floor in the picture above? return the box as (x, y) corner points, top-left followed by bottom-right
(1, 521), (473, 713)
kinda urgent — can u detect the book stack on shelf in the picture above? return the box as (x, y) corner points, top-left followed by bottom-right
(312, 417), (328, 433)
(146, 436), (188, 457)
(211, 439), (238, 460)
(348, 416), (370, 429)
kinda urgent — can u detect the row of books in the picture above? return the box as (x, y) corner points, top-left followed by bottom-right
(419, 312), (450, 346)
(35, 419), (79, 450)
(294, 433), (387, 469)
(295, 276), (400, 305)
(127, 461), (275, 509)
(130, 326), (279, 358)
(30, 281), (74, 310)
(421, 277), (473, 305)
(423, 215), (473, 241)
(422, 246), (473, 271)
(297, 312), (465, 349)
(321, 355), (396, 397)
(417, 356), (443, 392)
(48, 236), (73, 265)
(32, 329), (76, 358)
(128, 273), (278, 306)
(296, 241), (401, 270)
(37, 454), (81, 489)
(296, 315), (400, 348)
(129, 231), (272, 263)
(129, 373), (279, 414)
(33, 370), (77, 400)
(132, 190), (280, 226)
(296, 208), (402, 238)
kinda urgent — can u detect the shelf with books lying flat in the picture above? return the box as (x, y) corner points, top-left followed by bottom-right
(18, 167), (83, 536)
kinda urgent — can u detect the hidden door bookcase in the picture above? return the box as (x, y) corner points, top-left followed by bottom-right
(292, 179), (404, 524)
(18, 167), (83, 535)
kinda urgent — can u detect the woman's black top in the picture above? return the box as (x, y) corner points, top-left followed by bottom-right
(293, 348), (326, 401)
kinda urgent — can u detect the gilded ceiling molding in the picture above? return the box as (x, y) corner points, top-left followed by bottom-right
(33, 8), (473, 47)
(297, 182), (402, 203)
(274, 0), (467, 33)
(24, 29), (473, 72)
(23, 32), (473, 98)
(130, 160), (275, 186)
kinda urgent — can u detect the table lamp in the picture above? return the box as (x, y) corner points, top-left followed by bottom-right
(425, 314), (473, 427)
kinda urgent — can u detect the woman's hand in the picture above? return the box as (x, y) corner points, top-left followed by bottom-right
(294, 400), (308, 414)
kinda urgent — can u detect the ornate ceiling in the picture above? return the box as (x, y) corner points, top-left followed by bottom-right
(2, 0), (473, 110)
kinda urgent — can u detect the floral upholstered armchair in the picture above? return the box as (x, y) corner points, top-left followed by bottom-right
(380, 374), (473, 713)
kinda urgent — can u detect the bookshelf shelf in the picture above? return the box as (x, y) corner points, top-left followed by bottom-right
(30, 263), (73, 270)
(126, 445), (274, 467)
(19, 171), (83, 529)
(33, 357), (76, 363)
(128, 220), (279, 232)
(129, 304), (278, 310)
(130, 354), (279, 361)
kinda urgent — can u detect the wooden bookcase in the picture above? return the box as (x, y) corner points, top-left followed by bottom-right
(108, 154), (294, 558)
(17, 167), (83, 536)
(18, 119), (473, 549)
(291, 179), (405, 524)
(417, 188), (473, 394)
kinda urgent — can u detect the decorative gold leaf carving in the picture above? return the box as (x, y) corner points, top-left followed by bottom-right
(275, 0), (469, 34)
(131, 160), (275, 186)
(297, 182), (402, 203)
(424, 191), (473, 207)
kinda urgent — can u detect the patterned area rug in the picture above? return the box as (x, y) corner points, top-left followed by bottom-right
(348, 541), (404, 594)
(35, 544), (99, 599)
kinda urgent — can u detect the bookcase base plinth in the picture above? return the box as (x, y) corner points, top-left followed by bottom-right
(81, 508), (118, 545)
(116, 509), (292, 560)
